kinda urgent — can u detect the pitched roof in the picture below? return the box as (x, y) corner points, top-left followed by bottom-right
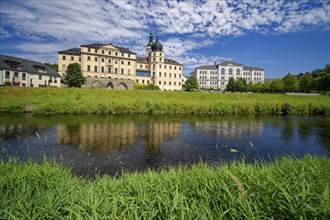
(80, 43), (136, 55)
(58, 48), (81, 55)
(164, 58), (182, 66)
(0, 54), (60, 77)
(218, 61), (243, 66)
(195, 65), (218, 70)
(243, 66), (264, 71)
(137, 56), (148, 63)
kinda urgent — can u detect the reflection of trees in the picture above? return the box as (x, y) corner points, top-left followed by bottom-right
(195, 120), (262, 139)
(57, 121), (181, 154)
(281, 117), (294, 142)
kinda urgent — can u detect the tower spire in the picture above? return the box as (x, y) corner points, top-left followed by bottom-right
(146, 31), (153, 47)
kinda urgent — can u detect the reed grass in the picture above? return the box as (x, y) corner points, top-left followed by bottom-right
(1, 155), (329, 219)
(0, 87), (329, 115)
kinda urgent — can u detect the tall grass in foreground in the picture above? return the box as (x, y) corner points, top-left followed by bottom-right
(1, 156), (329, 219)
(1, 87), (329, 114)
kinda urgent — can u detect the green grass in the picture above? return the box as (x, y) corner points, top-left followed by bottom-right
(1, 87), (329, 115)
(1, 156), (329, 219)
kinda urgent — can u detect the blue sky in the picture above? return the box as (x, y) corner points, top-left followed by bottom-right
(0, 0), (329, 78)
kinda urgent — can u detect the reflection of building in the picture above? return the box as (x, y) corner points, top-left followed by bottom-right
(195, 120), (263, 139)
(58, 33), (183, 91)
(192, 61), (264, 90)
(57, 121), (181, 152)
(0, 54), (60, 87)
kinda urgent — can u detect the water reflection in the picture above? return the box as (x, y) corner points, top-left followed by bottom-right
(0, 114), (329, 177)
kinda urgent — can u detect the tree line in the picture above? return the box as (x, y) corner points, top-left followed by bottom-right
(225, 64), (330, 94)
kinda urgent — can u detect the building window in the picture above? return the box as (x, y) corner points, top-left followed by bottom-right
(39, 75), (42, 80)
(169, 66), (172, 69)
(153, 53), (156, 56)
(229, 68), (233, 75)
(174, 66), (177, 70)
(169, 73), (172, 77)
(121, 69), (124, 75)
(102, 50), (104, 54)
(5, 71), (10, 79)
(153, 57), (155, 61)
(22, 73), (26, 80)
(179, 82), (181, 86)
(94, 57), (98, 61)
(71, 56), (74, 61)
(221, 68), (225, 74)
(87, 56), (91, 61)
(88, 48), (91, 52)
(115, 60), (118, 64)
(87, 65), (91, 71)
(101, 58), (104, 62)
(236, 69), (240, 75)
(147, 80), (149, 84)
(174, 82), (176, 85)
(14, 72), (18, 77)
(142, 80), (145, 84)
(164, 72), (166, 77)
(145, 65), (147, 68)
(108, 51), (111, 55)
(159, 72), (162, 77)
(164, 65), (166, 69)
(115, 68), (118, 74)
(174, 74), (176, 78)
(108, 67), (111, 73)
(128, 69), (131, 75)
(79, 57), (81, 62)
(101, 67), (104, 73)
(121, 52), (124, 56)
(115, 52), (118, 56)
(94, 66), (97, 72)
(179, 74), (181, 78)
(95, 49), (98, 53)
(160, 58), (162, 61)
(159, 64), (162, 68)
(121, 60), (124, 65)
(136, 79), (139, 83)
(179, 67), (181, 70)
(140, 64), (142, 68)
(159, 81), (161, 85)
(62, 56), (66, 60)
(128, 61), (130, 65)
(108, 59), (111, 63)
(62, 64), (66, 70)
(128, 54), (131, 58)
(164, 81), (166, 85)
(169, 81), (171, 85)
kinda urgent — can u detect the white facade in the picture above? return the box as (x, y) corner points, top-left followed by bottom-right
(0, 54), (61, 87)
(194, 61), (264, 90)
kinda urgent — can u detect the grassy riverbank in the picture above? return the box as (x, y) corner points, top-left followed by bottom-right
(1, 87), (329, 114)
(1, 156), (329, 219)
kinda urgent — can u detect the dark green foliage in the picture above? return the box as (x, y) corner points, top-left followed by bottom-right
(226, 77), (236, 92)
(44, 63), (58, 72)
(185, 75), (199, 91)
(3, 81), (11, 86)
(1, 156), (329, 219)
(283, 73), (299, 92)
(270, 78), (284, 93)
(235, 78), (248, 92)
(64, 63), (85, 88)
(134, 84), (160, 90)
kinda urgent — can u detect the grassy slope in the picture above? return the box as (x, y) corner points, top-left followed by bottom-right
(0, 87), (329, 114)
(1, 156), (329, 219)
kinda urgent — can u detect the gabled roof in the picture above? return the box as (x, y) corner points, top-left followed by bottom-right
(58, 48), (81, 55)
(137, 57), (182, 66)
(218, 61), (243, 66)
(243, 66), (264, 71)
(195, 65), (218, 70)
(80, 43), (136, 55)
(0, 54), (60, 77)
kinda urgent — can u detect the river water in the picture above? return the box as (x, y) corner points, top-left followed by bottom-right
(0, 114), (329, 177)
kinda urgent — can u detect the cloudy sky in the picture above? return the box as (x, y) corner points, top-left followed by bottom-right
(0, 0), (329, 78)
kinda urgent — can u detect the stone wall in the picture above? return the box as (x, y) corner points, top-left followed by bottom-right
(84, 77), (134, 90)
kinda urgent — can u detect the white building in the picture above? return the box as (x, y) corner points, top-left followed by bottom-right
(193, 61), (264, 90)
(0, 54), (61, 87)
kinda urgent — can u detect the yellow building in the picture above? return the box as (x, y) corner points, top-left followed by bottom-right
(58, 33), (183, 91)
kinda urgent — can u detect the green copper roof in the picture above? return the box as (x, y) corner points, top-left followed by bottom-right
(146, 32), (153, 47)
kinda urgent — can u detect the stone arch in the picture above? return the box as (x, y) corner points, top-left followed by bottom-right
(91, 81), (102, 88)
(116, 82), (128, 90)
(106, 81), (114, 90)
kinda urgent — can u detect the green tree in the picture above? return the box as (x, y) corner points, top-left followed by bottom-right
(282, 73), (299, 92)
(235, 78), (247, 92)
(185, 75), (199, 91)
(262, 81), (271, 93)
(299, 74), (314, 93)
(44, 63), (58, 72)
(312, 64), (330, 94)
(270, 78), (284, 93)
(226, 77), (236, 92)
(64, 63), (85, 88)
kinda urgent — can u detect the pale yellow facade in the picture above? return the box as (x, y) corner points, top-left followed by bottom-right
(58, 34), (183, 91)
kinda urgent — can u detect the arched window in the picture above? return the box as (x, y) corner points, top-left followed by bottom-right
(236, 69), (240, 75)
(229, 68), (232, 75)
(221, 68), (225, 74)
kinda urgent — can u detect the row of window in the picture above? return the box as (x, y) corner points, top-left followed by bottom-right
(62, 56), (81, 61)
(152, 64), (181, 70)
(86, 56), (132, 65)
(254, 72), (262, 76)
(199, 70), (218, 74)
(87, 48), (131, 58)
(254, 77), (262, 81)
(4, 71), (57, 82)
(86, 65), (131, 75)
(157, 72), (181, 78)
(158, 81), (181, 86)
(200, 81), (226, 86)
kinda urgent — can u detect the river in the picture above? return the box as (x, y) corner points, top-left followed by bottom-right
(1, 114), (329, 177)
